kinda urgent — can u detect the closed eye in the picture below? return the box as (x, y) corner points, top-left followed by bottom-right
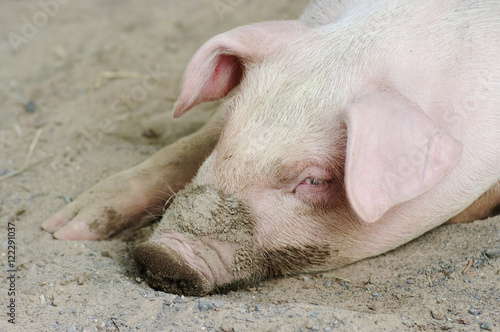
(293, 178), (331, 193)
(304, 178), (330, 186)
(282, 165), (338, 206)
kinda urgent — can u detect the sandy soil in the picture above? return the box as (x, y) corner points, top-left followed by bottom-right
(1, 0), (499, 331)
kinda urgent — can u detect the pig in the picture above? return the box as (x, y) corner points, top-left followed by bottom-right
(43, 0), (500, 296)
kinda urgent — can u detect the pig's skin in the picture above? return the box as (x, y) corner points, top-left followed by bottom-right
(44, 0), (499, 295)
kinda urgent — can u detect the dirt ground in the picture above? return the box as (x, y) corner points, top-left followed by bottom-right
(1, 0), (499, 331)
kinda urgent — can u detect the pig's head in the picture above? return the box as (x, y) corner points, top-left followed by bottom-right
(134, 19), (462, 295)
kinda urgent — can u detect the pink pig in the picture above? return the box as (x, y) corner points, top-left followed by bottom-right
(43, 0), (500, 295)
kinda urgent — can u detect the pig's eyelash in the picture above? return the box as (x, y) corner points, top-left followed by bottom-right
(291, 177), (332, 194)
(304, 178), (328, 185)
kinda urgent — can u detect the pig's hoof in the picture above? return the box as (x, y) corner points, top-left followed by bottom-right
(133, 241), (212, 296)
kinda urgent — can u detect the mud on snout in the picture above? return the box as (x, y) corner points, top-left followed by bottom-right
(133, 185), (262, 296)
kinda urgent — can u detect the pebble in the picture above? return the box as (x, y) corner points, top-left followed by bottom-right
(198, 301), (214, 311)
(480, 322), (492, 331)
(25, 100), (36, 112)
(213, 300), (225, 308)
(77, 272), (90, 285)
(67, 326), (77, 332)
(56, 195), (73, 204)
(82, 328), (98, 332)
(430, 308), (445, 320)
(220, 322), (234, 332)
(485, 249), (500, 259)
(469, 308), (482, 316)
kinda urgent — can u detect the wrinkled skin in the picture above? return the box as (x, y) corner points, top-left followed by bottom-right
(44, 0), (500, 296)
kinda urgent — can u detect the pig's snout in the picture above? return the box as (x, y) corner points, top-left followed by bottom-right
(133, 238), (213, 296)
(133, 185), (259, 295)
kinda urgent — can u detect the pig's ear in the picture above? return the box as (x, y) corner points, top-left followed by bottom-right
(173, 21), (307, 118)
(344, 90), (462, 223)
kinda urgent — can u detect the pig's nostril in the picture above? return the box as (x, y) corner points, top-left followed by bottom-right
(133, 241), (213, 296)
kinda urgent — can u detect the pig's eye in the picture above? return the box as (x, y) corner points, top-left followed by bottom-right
(304, 178), (328, 186)
(293, 178), (331, 193)
(292, 176), (335, 206)
(288, 166), (337, 206)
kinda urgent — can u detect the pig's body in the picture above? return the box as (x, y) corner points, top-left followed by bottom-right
(44, 0), (500, 295)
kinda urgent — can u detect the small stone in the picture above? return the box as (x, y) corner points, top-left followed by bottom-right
(213, 300), (224, 308)
(480, 322), (492, 331)
(469, 308), (482, 316)
(311, 326), (320, 331)
(372, 292), (381, 298)
(458, 318), (470, 325)
(485, 249), (500, 259)
(101, 251), (111, 258)
(430, 308), (445, 320)
(306, 320), (315, 329)
(82, 328), (98, 332)
(324, 279), (332, 287)
(56, 195), (73, 204)
(198, 300), (213, 311)
(77, 273), (90, 285)
(67, 326), (77, 332)
(25, 100), (36, 112)
(220, 322), (234, 332)
(51, 294), (61, 307)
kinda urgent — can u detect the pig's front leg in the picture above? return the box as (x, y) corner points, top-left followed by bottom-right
(42, 109), (224, 240)
(447, 181), (500, 224)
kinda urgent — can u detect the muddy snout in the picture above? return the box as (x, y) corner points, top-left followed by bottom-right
(133, 185), (259, 295)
